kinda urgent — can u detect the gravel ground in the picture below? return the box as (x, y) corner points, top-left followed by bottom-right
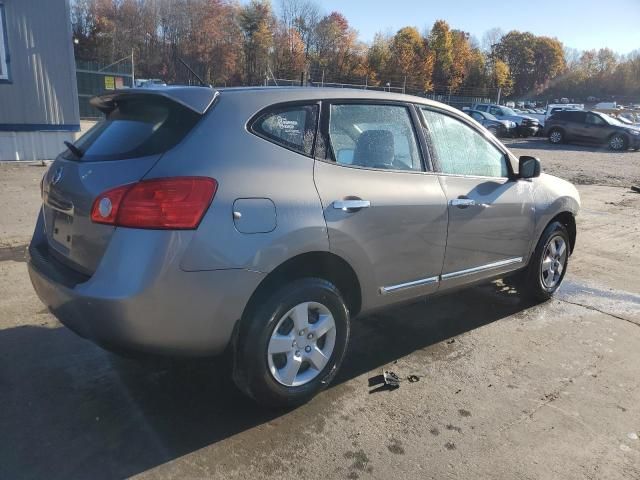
(1, 142), (639, 480)
(503, 137), (640, 187)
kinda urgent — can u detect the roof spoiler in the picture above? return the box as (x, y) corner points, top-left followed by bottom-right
(90, 87), (219, 115)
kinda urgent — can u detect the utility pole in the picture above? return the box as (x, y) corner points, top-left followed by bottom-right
(321, 69), (325, 87)
(403, 76), (407, 94)
(131, 48), (135, 87)
(497, 87), (502, 105)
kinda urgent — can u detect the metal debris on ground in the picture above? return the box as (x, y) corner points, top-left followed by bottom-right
(383, 370), (401, 389)
(368, 370), (422, 393)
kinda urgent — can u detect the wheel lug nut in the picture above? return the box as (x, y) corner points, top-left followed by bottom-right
(298, 329), (305, 336)
(307, 333), (313, 339)
(305, 346), (311, 353)
(295, 350), (300, 357)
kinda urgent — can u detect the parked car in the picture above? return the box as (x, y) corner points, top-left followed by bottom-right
(593, 102), (617, 110)
(29, 87), (580, 407)
(466, 109), (517, 137)
(533, 104), (585, 127)
(546, 110), (640, 151)
(473, 103), (541, 137)
(134, 78), (167, 88)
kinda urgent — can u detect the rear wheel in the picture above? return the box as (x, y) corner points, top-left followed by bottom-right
(548, 128), (564, 144)
(609, 134), (628, 151)
(520, 221), (570, 302)
(233, 278), (350, 408)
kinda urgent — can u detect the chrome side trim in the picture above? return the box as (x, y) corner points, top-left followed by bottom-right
(441, 257), (523, 281)
(380, 276), (439, 295)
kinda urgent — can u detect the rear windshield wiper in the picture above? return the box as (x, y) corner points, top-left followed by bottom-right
(64, 140), (84, 159)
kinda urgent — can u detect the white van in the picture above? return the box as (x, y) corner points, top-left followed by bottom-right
(594, 102), (617, 110)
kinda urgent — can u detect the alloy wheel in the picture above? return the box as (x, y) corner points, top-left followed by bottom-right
(267, 301), (336, 387)
(550, 131), (562, 143)
(540, 235), (568, 289)
(610, 135), (625, 151)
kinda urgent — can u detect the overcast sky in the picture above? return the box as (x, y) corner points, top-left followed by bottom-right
(305, 0), (640, 55)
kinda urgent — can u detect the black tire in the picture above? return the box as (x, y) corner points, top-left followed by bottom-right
(520, 221), (571, 302)
(233, 278), (350, 408)
(609, 133), (629, 151)
(548, 128), (564, 144)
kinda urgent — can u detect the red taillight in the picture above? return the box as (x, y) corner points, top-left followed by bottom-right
(91, 177), (217, 229)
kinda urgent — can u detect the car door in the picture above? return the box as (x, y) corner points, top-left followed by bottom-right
(313, 101), (448, 310)
(582, 112), (610, 143)
(419, 107), (536, 289)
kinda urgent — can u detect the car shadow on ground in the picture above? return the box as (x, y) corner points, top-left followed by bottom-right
(0, 281), (534, 479)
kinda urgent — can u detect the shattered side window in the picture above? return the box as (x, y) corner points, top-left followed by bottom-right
(252, 104), (318, 156)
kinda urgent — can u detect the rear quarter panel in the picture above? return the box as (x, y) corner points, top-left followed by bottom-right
(146, 93), (329, 272)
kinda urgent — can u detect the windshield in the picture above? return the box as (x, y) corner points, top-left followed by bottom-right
(483, 112), (499, 121)
(501, 107), (517, 116)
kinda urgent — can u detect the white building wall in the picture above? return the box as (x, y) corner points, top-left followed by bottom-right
(0, 131), (74, 161)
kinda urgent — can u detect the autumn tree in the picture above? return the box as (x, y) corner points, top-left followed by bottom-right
(429, 20), (454, 88)
(532, 36), (566, 91)
(491, 59), (513, 96)
(239, 0), (275, 85)
(312, 12), (357, 81)
(279, 0), (320, 60)
(385, 27), (433, 91)
(449, 30), (473, 90)
(365, 33), (391, 86)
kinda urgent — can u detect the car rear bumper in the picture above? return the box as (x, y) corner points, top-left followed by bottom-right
(28, 218), (264, 356)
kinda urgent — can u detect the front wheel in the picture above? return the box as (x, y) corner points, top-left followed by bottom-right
(609, 134), (628, 151)
(520, 221), (571, 302)
(548, 128), (564, 144)
(233, 278), (350, 408)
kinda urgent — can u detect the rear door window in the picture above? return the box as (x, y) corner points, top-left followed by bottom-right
(327, 103), (423, 171)
(67, 97), (200, 161)
(251, 104), (318, 156)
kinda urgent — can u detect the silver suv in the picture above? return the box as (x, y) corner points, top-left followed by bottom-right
(28, 87), (580, 406)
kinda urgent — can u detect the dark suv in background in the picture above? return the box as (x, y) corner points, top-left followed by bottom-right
(546, 110), (640, 151)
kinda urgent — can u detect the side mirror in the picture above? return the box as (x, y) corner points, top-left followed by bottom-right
(519, 156), (541, 179)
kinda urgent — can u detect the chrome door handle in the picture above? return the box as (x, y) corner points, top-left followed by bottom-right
(333, 200), (371, 211)
(450, 198), (476, 207)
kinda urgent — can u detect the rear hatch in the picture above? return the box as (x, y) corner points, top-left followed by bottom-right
(40, 88), (214, 275)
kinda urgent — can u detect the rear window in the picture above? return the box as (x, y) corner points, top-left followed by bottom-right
(64, 97), (200, 161)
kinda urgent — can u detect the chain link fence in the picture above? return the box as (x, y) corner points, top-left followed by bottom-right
(76, 60), (133, 119)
